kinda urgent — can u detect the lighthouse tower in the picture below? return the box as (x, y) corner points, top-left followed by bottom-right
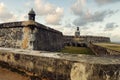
(75, 27), (80, 38)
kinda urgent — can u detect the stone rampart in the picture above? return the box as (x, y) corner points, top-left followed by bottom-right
(0, 27), (23, 48)
(89, 43), (120, 56)
(34, 22), (63, 51)
(0, 21), (64, 51)
(0, 48), (119, 80)
(64, 35), (110, 47)
(84, 36), (110, 43)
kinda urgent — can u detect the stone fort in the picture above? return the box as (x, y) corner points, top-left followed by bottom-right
(64, 27), (110, 47)
(0, 9), (63, 51)
(0, 9), (110, 51)
(0, 9), (119, 80)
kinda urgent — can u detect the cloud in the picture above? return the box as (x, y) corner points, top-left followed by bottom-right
(71, 0), (86, 16)
(73, 10), (116, 26)
(64, 23), (73, 28)
(94, 0), (120, 5)
(111, 34), (120, 42)
(71, 0), (119, 27)
(45, 7), (63, 25)
(19, 14), (28, 21)
(34, 0), (64, 25)
(104, 22), (119, 31)
(70, 0), (120, 42)
(34, 0), (54, 15)
(0, 2), (29, 23)
(0, 3), (15, 22)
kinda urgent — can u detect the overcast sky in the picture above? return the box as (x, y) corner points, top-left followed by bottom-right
(0, 0), (120, 42)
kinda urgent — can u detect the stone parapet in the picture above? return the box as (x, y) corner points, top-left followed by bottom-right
(0, 48), (119, 80)
(0, 21), (62, 34)
(88, 43), (120, 56)
(64, 35), (110, 44)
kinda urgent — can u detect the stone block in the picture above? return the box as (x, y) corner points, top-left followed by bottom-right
(0, 48), (119, 80)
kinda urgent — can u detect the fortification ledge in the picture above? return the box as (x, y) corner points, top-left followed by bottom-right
(0, 47), (119, 80)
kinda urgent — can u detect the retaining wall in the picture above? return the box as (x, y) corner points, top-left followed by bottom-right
(0, 48), (119, 80)
(89, 43), (120, 56)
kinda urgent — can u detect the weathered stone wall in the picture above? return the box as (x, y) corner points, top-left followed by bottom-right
(34, 27), (63, 51)
(0, 48), (120, 80)
(0, 21), (64, 51)
(89, 43), (120, 56)
(0, 28), (23, 48)
(64, 36), (110, 46)
(85, 36), (110, 43)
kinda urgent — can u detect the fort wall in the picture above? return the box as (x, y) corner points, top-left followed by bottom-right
(0, 48), (119, 80)
(0, 28), (23, 48)
(83, 36), (110, 43)
(64, 35), (110, 46)
(88, 43), (120, 56)
(0, 21), (64, 51)
(34, 23), (64, 51)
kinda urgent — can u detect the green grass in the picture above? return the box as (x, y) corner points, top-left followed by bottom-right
(60, 46), (94, 55)
(94, 43), (120, 52)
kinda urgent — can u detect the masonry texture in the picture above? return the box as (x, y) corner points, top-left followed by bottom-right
(0, 9), (110, 51)
(0, 48), (119, 80)
(0, 21), (64, 51)
(64, 36), (110, 46)
(0, 28), (23, 48)
(0, 9), (64, 51)
(34, 22), (63, 51)
(89, 43), (120, 56)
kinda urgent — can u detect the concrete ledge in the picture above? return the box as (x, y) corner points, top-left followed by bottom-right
(0, 47), (120, 80)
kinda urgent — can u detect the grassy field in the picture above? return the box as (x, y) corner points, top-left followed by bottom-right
(94, 43), (120, 52)
(60, 46), (94, 55)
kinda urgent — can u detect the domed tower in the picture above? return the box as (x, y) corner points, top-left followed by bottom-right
(75, 27), (80, 37)
(28, 8), (36, 21)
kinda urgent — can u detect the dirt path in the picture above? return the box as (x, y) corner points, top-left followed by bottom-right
(0, 67), (30, 80)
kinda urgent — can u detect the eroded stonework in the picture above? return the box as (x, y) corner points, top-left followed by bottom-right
(0, 21), (64, 51)
(0, 48), (119, 80)
(0, 28), (23, 48)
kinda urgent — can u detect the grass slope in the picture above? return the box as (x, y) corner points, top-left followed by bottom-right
(94, 43), (120, 52)
(60, 46), (94, 55)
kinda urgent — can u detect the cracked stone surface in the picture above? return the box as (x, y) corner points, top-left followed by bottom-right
(0, 48), (120, 80)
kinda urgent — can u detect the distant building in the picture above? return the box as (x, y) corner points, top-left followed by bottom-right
(64, 27), (110, 47)
(75, 27), (80, 38)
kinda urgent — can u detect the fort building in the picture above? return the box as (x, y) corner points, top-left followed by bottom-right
(0, 9), (64, 51)
(0, 9), (110, 51)
(64, 27), (110, 47)
(0, 9), (119, 80)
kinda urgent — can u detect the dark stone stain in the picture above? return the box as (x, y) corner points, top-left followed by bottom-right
(14, 54), (20, 60)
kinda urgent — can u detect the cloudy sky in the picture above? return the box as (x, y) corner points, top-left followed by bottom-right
(0, 0), (120, 42)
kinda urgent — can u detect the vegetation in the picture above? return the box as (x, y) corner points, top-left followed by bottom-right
(60, 46), (94, 55)
(94, 43), (120, 52)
